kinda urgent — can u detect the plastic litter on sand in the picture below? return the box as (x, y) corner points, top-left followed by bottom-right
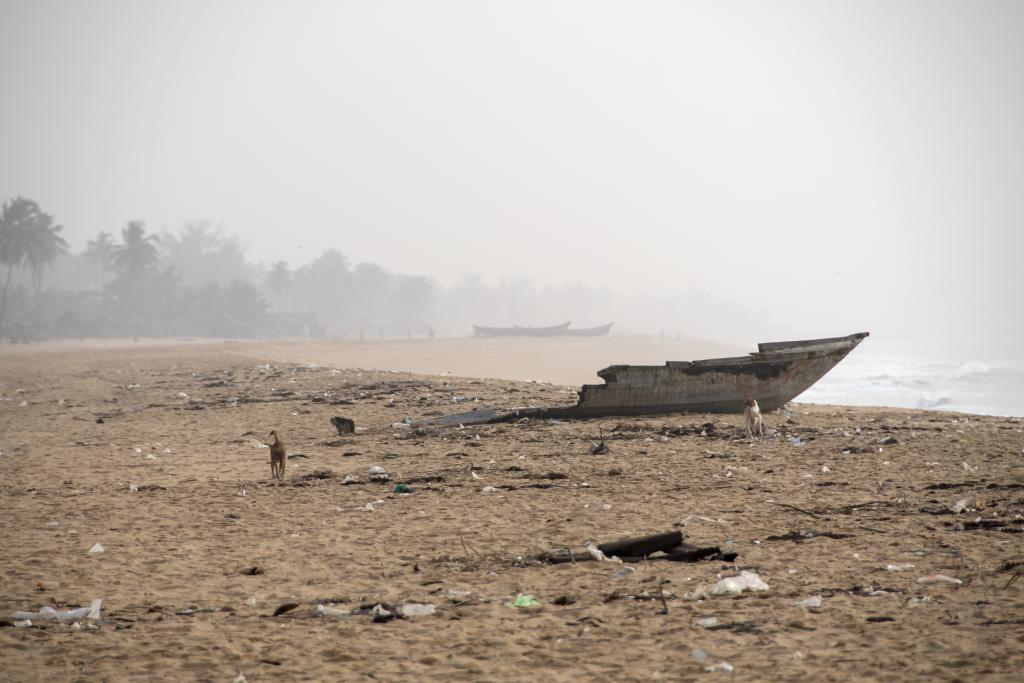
(794, 595), (822, 608)
(711, 571), (769, 595)
(11, 599), (101, 623)
(917, 574), (963, 585)
(508, 595), (542, 609)
(585, 542), (623, 563)
(316, 604), (349, 618)
(398, 603), (436, 617)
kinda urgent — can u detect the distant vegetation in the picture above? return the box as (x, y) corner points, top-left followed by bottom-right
(0, 197), (445, 340)
(0, 195), (775, 343)
(1, 197), (68, 337)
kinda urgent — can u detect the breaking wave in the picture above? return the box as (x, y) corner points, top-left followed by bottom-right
(797, 349), (1024, 417)
(951, 360), (995, 379)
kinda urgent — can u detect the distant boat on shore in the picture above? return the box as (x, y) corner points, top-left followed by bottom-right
(562, 322), (614, 337)
(472, 322), (613, 337)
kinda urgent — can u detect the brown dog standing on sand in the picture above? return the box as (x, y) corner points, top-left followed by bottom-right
(269, 430), (286, 480)
(744, 399), (764, 439)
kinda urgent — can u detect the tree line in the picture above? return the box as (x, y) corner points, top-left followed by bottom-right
(0, 196), (445, 340)
(2, 195), (778, 343)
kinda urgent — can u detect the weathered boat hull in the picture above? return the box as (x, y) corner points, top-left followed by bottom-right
(421, 332), (869, 425)
(473, 322), (571, 337)
(557, 332), (868, 415)
(562, 322), (614, 337)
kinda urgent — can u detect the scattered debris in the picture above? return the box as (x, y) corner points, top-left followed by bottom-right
(371, 604), (395, 622)
(951, 496), (985, 513)
(330, 416), (355, 435)
(398, 603), (436, 617)
(917, 574), (962, 585)
(271, 603), (300, 617)
(794, 595), (823, 608)
(295, 469), (336, 483)
(317, 604), (348, 619)
(711, 571), (769, 595)
(508, 595), (542, 609)
(584, 542), (623, 563)
(691, 648), (734, 673)
(765, 529), (853, 542)
(540, 531), (736, 564)
(947, 519), (1023, 533)
(10, 601), (99, 623)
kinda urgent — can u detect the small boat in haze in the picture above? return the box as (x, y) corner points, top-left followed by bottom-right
(472, 322), (613, 337)
(562, 322), (614, 337)
(473, 321), (571, 337)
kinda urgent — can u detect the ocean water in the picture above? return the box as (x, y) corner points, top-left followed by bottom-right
(796, 343), (1024, 418)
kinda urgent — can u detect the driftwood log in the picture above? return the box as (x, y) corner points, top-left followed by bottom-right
(538, 531), (737, 564)
(597, 531), (683, 558)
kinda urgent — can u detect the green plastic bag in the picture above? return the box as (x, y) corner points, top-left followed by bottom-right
(508, 594), (542, 609)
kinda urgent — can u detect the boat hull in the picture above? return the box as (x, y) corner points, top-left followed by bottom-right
(561, 322), (614, 337)
(562, 332), (868, 416)
(421, 332), (869, 424)
(473, 322), (571, 337)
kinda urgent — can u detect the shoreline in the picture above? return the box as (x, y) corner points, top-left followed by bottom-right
(3, 336), (1019, 418)
(1, 341), (1021, 681)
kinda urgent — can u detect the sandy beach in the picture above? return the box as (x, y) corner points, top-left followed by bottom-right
(1, 338), (1022, 682)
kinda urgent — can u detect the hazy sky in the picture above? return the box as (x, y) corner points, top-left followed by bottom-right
(2, 1), (1021, 348)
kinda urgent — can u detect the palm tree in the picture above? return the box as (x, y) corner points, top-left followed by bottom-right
(84, 231), (116, 290)
(23, 212), (68, 310)
(265, 260), (291, 296)
(112, 221), (159, 317)
(0, 197), (47, 336)
(113, 221), (159, 281)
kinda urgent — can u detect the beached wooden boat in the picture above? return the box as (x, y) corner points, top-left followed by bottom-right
(473, 322), (571, 337)
(562, 322), (614, 337)
(423, 332), (869, 424)
(472, 321), (612, 337)
(561, 331), (869, 416)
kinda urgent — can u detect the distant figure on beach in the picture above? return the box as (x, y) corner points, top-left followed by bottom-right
(744, 399), (764, 439)
(268, 430), (287, 480)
